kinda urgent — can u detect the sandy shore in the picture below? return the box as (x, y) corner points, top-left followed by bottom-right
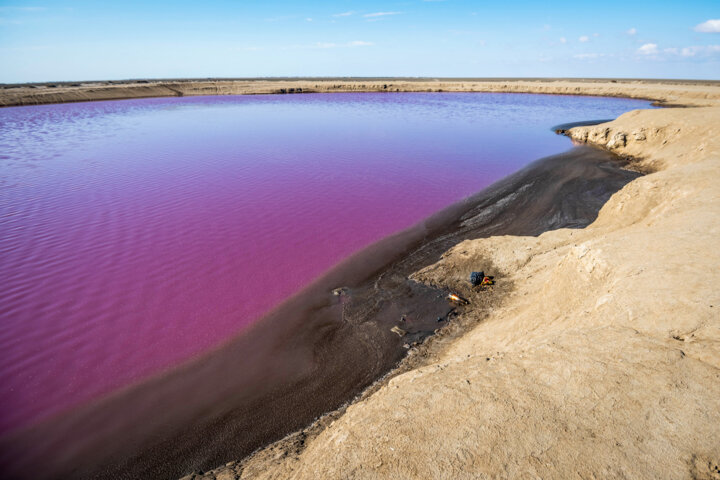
(1, 78), (719, 109)
(2, 80), (719, 479)
(180, 83), (719, 479)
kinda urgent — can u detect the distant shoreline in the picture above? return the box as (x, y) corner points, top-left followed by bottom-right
(2, 78), (720, 108)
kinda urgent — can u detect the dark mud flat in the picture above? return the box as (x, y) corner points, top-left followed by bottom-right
(0, 145), (641, 480)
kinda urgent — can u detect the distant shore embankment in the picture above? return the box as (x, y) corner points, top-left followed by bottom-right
(2, 78), (720, 108)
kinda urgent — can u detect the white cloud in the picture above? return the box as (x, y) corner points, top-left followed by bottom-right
(637, 43), (658, 55)
(694, 19), (720, 33)
(578, 35), (589, 42)
(306, 18), (313, 22)
(573, 53), (606, 59)
(559, 37), (567, 44)
(627, 27), (637, 35)
(363, 11), (402, 18)
(333, 11), (355, 17)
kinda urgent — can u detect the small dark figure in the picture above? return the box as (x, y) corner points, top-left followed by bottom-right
(470, 271), (485, 286)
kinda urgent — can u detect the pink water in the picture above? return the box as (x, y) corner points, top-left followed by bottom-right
(0, 93), (650, 432)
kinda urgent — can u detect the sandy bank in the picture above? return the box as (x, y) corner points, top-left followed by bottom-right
(186, 84), (720, 479)
(2, 78), (720, 108)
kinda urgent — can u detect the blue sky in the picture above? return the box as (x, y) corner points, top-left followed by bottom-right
(0, 0), (718, 83)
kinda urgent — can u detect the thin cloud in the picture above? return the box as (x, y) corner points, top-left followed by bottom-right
(314, 41), (374, 49)
(637, 43), (658, 55)
(363, 12), (402, 18)
(448, 29), (486, 38)
(0, 6), (46, 12)
(559, 37), (567, 44)
(679, 45), (720, 57)
(0, 44), (54, 51)
(574, 53), (607, 59)
(578, 35), (589, 42)
(694, 19), (720, 33)
(658, 45), (720, 58)
(333, 11), (355, 17)
(264, 15), (296, 22)
(627, 27), (637, 35)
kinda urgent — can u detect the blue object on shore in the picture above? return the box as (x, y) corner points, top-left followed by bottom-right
(470, 271), (485, 286)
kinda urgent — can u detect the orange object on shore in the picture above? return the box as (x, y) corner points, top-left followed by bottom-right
(448, 293), (470, 305)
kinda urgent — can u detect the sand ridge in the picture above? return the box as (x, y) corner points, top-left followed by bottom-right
(2, 78), (720, 108)
(183, 82), (720, 479)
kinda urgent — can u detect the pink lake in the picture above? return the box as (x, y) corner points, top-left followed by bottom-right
(0, 92), (651, 432)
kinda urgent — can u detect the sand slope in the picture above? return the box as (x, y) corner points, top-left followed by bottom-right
(186, 83), (720, 479)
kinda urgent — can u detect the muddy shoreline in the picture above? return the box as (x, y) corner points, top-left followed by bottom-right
(0, 142), (642, 479)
